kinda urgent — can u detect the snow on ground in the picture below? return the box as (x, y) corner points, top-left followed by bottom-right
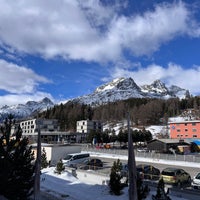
(40, 152), (193, 200)
(41, 167), (188, 200)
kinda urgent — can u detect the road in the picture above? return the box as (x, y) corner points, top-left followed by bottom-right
(91, 155), (200, 179)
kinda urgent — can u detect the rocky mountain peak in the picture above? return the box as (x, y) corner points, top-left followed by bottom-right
(73, 77), (189, 106)
(141, 79), (168, 94)
(0, 97), (54, 121)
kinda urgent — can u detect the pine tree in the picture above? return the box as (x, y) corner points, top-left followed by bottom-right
(54, 159), (65, 174)
(137, 173), (150, 200)
(0, 116), (35, 200)
(109, 159), (123, 195)
(41, 147), (49, 169)
(152, 178), (171, 200)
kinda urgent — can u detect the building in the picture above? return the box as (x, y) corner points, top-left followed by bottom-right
(20, 118), (70, 143)
(147, 139), (190, 154)
(32, 143), (81, 165)
(169, 120), (200, 139)
(76, 120), (102, 142)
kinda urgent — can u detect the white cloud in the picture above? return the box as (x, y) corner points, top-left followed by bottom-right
(0, 92), (54, 107)
(0, 59), (50, 94)
(0, 0), (198, 62)
(0, 59), (53, 107)
(109, 62), (200, 96)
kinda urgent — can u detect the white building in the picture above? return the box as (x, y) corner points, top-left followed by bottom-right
(20, 118), (70, 143)
(76, 120), (102, 134)
(76, 120), (102, 142)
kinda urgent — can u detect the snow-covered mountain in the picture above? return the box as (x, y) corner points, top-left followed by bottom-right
(0, 97), (54, 121)
(73, 77), (190, 106)
(0, 77), (190, 120)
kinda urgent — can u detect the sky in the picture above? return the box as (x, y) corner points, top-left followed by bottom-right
(1, 0), (200, 107)
(38, 151), (198, 200)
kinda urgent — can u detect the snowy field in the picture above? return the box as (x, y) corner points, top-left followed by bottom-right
(41, 167), (189, 200)
(40, 152), (194, 200)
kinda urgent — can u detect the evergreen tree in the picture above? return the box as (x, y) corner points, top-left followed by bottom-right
(109, 159), (123, 195)
(152, 178), (171, 200)
(137, 174), (150, 200)
(0, 116), (35, 200)
(41, 147), (49, 169)
(54, 159), (65, 174)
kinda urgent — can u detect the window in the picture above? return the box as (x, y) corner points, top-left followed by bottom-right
(185, 129), (188, 132)
(185, 135), (188, 137)
(184, 123), (187, 126)
(192, 122), (196, 126)
(193, 135), (197, 138)
(177, 129), (180, 132)
(192, 129), (197, 132)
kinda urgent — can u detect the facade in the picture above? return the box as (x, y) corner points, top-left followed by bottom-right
(76, 120), (102, 142)
(20, 118), (70, 143)
(169, 120), (200, 139)
(147, 139), (190, 154)
(76, 120), (102, 134)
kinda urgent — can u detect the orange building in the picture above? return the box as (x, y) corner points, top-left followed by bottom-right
(169, 120), (200, 139)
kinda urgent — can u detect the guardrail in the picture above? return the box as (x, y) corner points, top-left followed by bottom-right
(82, 146), (200, 163)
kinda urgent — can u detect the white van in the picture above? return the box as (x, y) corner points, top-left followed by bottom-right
(62, 153), (90, 167)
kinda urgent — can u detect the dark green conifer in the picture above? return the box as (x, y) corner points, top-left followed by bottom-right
(54, 159), (65, 174)
(109, 159), (123, 195)
(0, 116), (35, 200)
(41, 147), (48, 169)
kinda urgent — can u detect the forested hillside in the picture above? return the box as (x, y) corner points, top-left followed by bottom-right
(38, 96), (200, 132)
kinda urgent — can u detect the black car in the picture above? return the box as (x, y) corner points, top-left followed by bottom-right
(136, 164), (160, 180)
(79, 158), (103, 170)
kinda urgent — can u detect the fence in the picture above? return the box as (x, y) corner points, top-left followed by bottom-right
(81, 146), (200, 163)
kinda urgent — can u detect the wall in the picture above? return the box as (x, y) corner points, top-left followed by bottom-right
(33, 144), (81, 166)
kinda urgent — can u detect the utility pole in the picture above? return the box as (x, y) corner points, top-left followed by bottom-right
(127, 112), (138, 200)
(34, 118), (41, 200)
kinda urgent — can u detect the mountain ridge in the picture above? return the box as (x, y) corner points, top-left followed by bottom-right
(0, 77), (190, 120)
(0, 97), (54, 121)
(72, 77), (190, 106)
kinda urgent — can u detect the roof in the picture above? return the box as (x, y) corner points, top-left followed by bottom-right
(148, 138), (190, 144)
(192, 140), (200, 145)
(168, 120), (200, 124)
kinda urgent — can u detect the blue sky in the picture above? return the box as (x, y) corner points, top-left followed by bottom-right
(0, 0), (200, 106)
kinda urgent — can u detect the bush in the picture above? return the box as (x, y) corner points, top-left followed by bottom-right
(109, 159), (123, 195)
(54, 159), (65, 174)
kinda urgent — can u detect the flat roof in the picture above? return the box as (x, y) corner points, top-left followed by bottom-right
(168, 120), (200, 124)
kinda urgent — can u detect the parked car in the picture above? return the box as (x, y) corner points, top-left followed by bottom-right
(79, 158), (103, 170)
(62, 153), (90, 167)
(192, 172), (200, 189)
(161, 168), (191, 187)
(137, 148), (149, 153)
(120, 163), (144, 179)
(136, 164), (160, 180)
(121, 163), (128, 177)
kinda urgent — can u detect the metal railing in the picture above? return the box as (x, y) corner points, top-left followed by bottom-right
(82, 146), (200, 163)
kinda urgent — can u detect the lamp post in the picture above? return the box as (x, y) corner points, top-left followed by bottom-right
(127, 112), (138, 200)
(34, 118), (41, 200)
